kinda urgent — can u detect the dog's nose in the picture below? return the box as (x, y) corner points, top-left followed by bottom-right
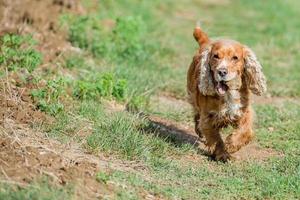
(218, 69), (228, 77)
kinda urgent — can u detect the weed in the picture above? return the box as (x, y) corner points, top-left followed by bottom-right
(67, 15), (105, 55)
(68, 16), (94, 49)
(96, 171), (111, 184)
(126, 94), (150, 112)
(110, 16), (147, 61)
(64, 55), (86, 69)
(73, 72), (127, 101)
(0, 34), (42, 72)
(67, 14), (149, 62)
(31, 78), (66, 116)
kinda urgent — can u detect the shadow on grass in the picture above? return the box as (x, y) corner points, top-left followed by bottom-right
(142, 115), (211, 157)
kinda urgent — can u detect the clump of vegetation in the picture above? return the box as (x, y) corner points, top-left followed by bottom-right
(73, 72), (127, 101)
(67, 15), (105, 56)
(126, 94), (150, 112)
(31, 78), (66, 116)
(64, 55), (86, 69)
(0, 34), (42, 72)
(86, 110), (169, 160)
(109, 16), (147, 60)
(67, 14), (151, 62)
(30, 72), (126, 116)
(96, 171), (111, 184)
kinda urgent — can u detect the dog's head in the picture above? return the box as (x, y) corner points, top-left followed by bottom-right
(195, 28), (267, 96)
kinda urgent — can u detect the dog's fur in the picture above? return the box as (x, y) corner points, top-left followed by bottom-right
(187, 26), (266, 161)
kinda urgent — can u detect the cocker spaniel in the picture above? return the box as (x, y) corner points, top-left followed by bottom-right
(187, 25), (266, 162)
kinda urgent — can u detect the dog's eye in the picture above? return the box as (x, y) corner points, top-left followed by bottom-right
(213, 54), (219, 59)
(232, 56), (238, 60)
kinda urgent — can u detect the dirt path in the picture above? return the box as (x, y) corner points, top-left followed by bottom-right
(253, 95), (300, 105)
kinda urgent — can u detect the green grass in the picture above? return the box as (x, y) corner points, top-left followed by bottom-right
(45, 99), (196, 165)
(99, 103), (299, 200)
(0, 34), (42, 73)
(0, 179), (73, 200)
(2, 0), (300, 199)
(31, 78), (66, 116)
(255, 103), (300, 154)
(44, 100), (299, 199)
(61, 0), (182, 99)
(95, 156), (299, 200)
(73, 72), (127, 101)
(46, 0), (300, 199)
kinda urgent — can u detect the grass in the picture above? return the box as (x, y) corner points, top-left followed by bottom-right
(1, 0), (300, 199)
(0, 34), (42, 73)
(95, 156), (299, 199)
(45, 101), (299, 199)
(0, 179), (73, 200)
(31, 78), (66, 116)
(73, 72), (127, 101)
(255, 103), (300, 154)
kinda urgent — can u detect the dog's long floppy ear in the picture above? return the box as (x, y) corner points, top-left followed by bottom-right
(243, 46), (267, 95)
(198, 45), (215, 96)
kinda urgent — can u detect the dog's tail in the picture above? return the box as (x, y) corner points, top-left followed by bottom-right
(193, 22), (210, 47)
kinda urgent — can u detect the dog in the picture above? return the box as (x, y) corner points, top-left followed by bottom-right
(187, 25), (266, 162)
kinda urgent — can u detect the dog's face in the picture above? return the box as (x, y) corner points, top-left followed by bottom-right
(209, 40), (244, 96)
(198, 39), (266, 96)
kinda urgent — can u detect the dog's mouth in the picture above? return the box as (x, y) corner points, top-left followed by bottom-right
(216, 81), (229, 96)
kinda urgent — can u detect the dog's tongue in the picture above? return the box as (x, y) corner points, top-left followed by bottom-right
(217, 82), (228, 95)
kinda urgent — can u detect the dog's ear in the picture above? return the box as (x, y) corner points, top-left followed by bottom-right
(243, 46), (267, 96)
(198, 45), (215, 96)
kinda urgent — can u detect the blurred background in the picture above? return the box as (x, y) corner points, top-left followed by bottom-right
(1, 0), (299, 99)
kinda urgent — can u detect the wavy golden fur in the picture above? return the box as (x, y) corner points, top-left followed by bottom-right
(187, 26), (266, 161)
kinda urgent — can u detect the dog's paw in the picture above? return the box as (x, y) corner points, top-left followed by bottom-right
(225, 135), (242, 154)
(214, 151), (232, 162)
(225, 142), (241, 154)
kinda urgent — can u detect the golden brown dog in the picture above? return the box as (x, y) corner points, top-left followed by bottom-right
(187, 26), (266, 162)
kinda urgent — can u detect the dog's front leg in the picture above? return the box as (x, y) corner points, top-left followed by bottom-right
(194, 113), (205, 141)
(199, 117), (231, 162)
(225, 109), (254, 153)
